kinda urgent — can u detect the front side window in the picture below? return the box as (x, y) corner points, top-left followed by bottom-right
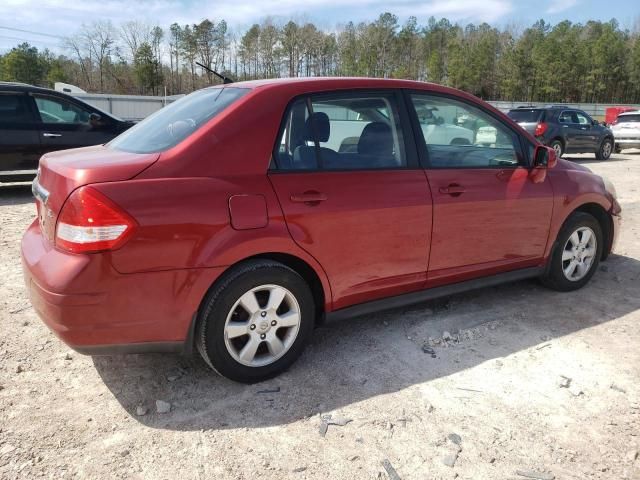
(110, 87), (248, 154)
(575, 112), (591, 125)
(34, 95), (93, 124)
(410, 94), (519, 168)
(274, 93), (407, 170)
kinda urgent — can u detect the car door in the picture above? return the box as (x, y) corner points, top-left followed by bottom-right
(406, 92), (554, 287)
(573, 111), (600, 150)
(559, 110), (593, 152)
(32, 93), (117, 155)
(269, 91), (433, 310)
(0, 91), (41, 174)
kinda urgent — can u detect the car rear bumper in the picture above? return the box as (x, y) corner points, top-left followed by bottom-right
(614, 138), (640, 149)
(611, 213), (622, 254)
(21, 219), (223, 355)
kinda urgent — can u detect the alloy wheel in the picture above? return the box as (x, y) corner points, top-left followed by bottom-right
(561, 227), (597, 281)
(223, 284), (301, 367)
(553, 142), (563, 158)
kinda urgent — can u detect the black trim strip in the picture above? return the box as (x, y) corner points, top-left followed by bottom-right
(325, 267), (544, 322)
(72, 342), (184, 356)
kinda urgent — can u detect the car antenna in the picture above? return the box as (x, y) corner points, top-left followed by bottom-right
(195, 62), (234, 84)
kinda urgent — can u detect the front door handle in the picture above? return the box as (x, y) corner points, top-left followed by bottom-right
(43, 132), (62, 138)
(290, 191), (327, 205)
(438, 184), (465, 196)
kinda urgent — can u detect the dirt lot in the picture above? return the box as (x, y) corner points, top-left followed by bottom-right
(1, 153), (639, 480)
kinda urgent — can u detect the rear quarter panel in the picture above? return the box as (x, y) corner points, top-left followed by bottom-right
(93, 176), (333, 309)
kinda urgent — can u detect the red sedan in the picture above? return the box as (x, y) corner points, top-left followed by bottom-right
(22, 78), (621, 383)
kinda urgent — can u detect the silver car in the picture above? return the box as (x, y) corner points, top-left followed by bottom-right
(611, 111), (640, 152)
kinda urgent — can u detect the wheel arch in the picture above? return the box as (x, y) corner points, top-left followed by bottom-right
(549, 136), (565, 148)
(196, 252), (329, 327)
(571, 202), (613, 260)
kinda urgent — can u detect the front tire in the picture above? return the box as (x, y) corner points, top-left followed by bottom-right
(541, 212), (603, 292)
(596, 138), (613, 160)
(196, 260), (315, 383)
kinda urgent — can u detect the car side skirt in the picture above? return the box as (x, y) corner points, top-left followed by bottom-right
(72, 341), (185, 356)
(73, 268), (545, 355)
(325, 266), (545, 322)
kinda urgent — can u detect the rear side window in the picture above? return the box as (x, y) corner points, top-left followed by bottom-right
(507, 109), (543, 123)
(0, 93), (35, 124)
(618, 114), (640, 123)
(110, 87), (248, 154)
(274, 93), (407, 170)
(410, 93), (520, 168)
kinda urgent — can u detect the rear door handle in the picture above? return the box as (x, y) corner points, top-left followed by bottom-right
(439, 184), (465, 196)
(290, 191), (327, 204)
(43, 132), (62, 138)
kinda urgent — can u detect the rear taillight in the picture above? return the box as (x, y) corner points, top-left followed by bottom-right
(55, 187), (136, 254)
(534, 122), (548, 137)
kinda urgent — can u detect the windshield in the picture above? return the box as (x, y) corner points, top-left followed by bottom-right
(507, 109), (543, 123)
(109, 87), (248, 154)
(617, 114), (640, 123)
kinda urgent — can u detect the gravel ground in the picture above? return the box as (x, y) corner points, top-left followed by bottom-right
(1, 153), (639, 480)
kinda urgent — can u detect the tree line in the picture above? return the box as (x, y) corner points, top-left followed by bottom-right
(1, 15), (640, 103)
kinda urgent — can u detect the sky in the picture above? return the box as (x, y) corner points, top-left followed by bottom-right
(0, 0), (638, 53)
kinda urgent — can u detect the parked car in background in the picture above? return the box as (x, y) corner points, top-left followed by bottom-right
(610, 110), (640, 153)
(0, 82), (133, 182)
(22, 78), (621, 383)
(507, 106), (614, 160)
(605, 106), (637, 126)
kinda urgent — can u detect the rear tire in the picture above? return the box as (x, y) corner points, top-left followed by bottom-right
(549, 139), (563, 158)
(196, 260), (315, 383)
(541, 212), (603, 292)
(596, 138), (613, 160)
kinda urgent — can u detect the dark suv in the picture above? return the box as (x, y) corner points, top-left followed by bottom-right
(507, 106), (614, 160)
(0, 82), (133, 182)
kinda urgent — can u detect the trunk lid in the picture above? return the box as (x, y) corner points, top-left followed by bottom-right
(33, 145), (159, 243)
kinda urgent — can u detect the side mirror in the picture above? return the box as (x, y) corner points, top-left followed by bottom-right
(533, 145), (557, 169)
(89, 113), (102, 122)
(530, 145), (557, 183)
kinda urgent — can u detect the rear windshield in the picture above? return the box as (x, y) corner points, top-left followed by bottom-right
(617, 114), (640, 123)
(109, 87), (249, 154)
(507, 109), (543, 123)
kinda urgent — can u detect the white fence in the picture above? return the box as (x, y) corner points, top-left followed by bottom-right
(73, 93), (182, 121)
(73, 92), (639, 121)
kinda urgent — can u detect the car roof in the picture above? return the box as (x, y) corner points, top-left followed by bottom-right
(225, 77), (478, 100)
(0, 82), (120, 121)
(0, 82), (64, 95)
(618, 110), (640, 117)
(231, 77), (431, 89)
(508, 106), (569, 112)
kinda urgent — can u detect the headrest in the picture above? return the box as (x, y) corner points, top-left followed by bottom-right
(303, 112), (330, 143)
(358, 122), (393, 156)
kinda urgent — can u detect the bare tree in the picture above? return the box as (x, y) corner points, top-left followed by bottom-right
(80, 21), (116, 92)
(120, 21), (151, 62)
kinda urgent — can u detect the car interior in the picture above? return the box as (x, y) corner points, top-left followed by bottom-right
(276, 97), (405, 170)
